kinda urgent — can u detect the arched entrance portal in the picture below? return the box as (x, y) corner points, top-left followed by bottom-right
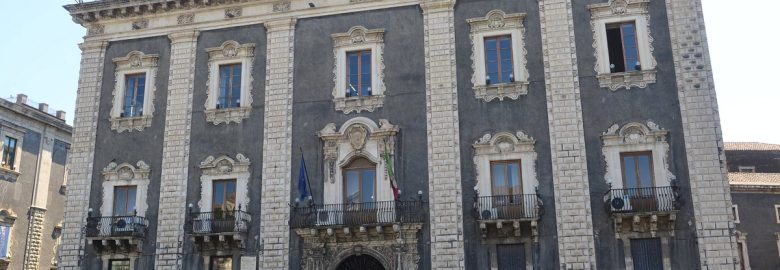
(336, 254), (386, 270)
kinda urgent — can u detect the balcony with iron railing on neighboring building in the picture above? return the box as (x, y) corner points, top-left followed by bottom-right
(84, 212), (148, 254)
(603, 185), (680, 237)
(187, 205), (251, 251)
(473, 193), (543, 240)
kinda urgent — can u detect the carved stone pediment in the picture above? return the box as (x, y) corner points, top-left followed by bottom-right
(318, 118), (398, 184)
(199, 154), (250, 176)
(473, 131), (535, 156)
(331, 26), (385, 48)
(602, 121), (667, 146)
(102, 161), (151, 182)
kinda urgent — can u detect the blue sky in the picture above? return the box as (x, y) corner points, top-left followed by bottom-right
(0, 1), (777, 143)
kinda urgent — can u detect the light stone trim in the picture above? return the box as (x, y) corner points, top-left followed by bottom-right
(154, 31), (199, 270)
(420, 0), (465, 269)
(258, 17), (296, 270)
(538, 0), (597, 268)
(99, 161), (151, 217)
(0, 124), (25, 178)
(601, 122), (675, 189)
(331, 26), (386, 114)
(205, 40), (256, 125)
(109, 51), (159, 133)
(664, 0), (739, 268)
(318, 118), (398, 204)
(588, 0), (657, 91)
(21, 207), (45, 270)
(473, 131), (538, 198)
(736, 231), (750, 270)
(60, 40), (108, 269)
(197, 154), (251, 211)
(467, 10), (530, 102)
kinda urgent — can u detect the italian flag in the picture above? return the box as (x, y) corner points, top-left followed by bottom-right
(383, 143), (399, 200)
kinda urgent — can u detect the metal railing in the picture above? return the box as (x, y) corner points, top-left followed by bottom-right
(190, 210), (251, 234)
(604, 186), (679, 214)
(290, 200), (427, 228)
(85, 215), (148, 238)
(474, 194), (541, 220)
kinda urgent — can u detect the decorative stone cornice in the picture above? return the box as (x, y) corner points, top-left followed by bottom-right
(473, 131), (535, 156)
(199, 153), (251, 176)
(64, 0), (261, 25)
(168, 31), (200, 43)
(601, 121), (667, 146)
(588, 0), (650, 19)
(0, 209), (17, 225)
(264, 17), (298, 31)
(102, 161), (151, 182)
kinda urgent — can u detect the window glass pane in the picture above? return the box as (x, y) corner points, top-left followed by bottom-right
(126, 186), (137, 214)
(508, 162), (521, 193)
(346, 171), (360, 203)
(492, 163), (506, 195)
(638, 155), (653, 188)
(135, 76), (145, 114)
(226, 180), (237, 210)
(606, 26), (626, 72)
(113, 187), (127, 216)
(622, 24), (639, 71)
(0, 225), (9, 259)
(622, 156), (638, 189)
(362, 170), (375, 203)
(213, 182), (225, 210)
(210, 257), (232, 270)
(361, 52), (372, 96)
(348, 53), (359, 76)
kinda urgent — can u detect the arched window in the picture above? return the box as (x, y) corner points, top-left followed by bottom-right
(342, 157), (376, 204)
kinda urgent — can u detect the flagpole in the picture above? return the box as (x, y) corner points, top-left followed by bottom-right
(299, 147), (314, 203)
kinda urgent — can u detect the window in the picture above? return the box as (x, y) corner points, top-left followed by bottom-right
(495, 244), (525, 270)
(491, 160), (522, 196)
(122, 74), (146, 117)
(775, 205), (780, 224)
(108, 259), (131, 270)
(217, 64), (242, 109)
(588, 0), (656, 90)
(630, 238), (664, 269)
(601, 122), (673, 189)
(343, 158), (376, 204)
(1, 136), (17, 171)
(209, 256), (232, 270)
(621, 152), (654, 189)
(738, 166), (756, 173)
(606, 22), (639, 73)
(112, 186), (137, 216)
(732, 204), (740, 224)
(737, 242), (746, 270)
(0, 224), (9, 260)
(345, 50), (372, 97)
(205, 41), (255, 124)
(484, 36), (514, 85)
(110, 51), (159, 132)
(331, 26), (386, 113)
(212, 180), (237, 212)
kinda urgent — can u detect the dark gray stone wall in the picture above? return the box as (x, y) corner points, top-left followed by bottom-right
(290, 6), (429, 270)
(87, 36), (172, 269)
(732, 192), (780, 270)
(571, 0), (698, 269)
(452, 0), (558, 269)
(726, 150), (780, 173)
(184, 23), (267, 270)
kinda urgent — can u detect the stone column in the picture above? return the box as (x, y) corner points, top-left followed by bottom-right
(665, 0), (738, 269)
(59, 40), (108, 269)
(538, 0), (597, 269)
(154, 31), (199, 269)
(420, 0), (465, 269)
(24, 130), (55, 270)
(259, 17), (296, 270)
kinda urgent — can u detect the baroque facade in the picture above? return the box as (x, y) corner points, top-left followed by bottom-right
(60, 0), (737, 269)
(0, 94), (71, 270)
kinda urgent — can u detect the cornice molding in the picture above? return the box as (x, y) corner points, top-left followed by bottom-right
(168, 31), (200, 43)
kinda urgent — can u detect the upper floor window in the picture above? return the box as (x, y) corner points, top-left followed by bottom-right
(491, 160), (522, 196)
(606, 22), (640, 73)
(621, 151), (654, 189)
(468, 10), (529, 102)
(346, 50), (372, 97)
(122, 74), (146, 118)
(343, 157), (376, 204)
(109, 259), (131, 270)
(588, 0), (656, 91)
(332, 26), (386, 113)
(738, 166), (756, 173)
(113, 186), (137, 216)
(212, 179), (237, 212)
(217, 64), (242, 109)
(205, 41), (255, 125)
(110, 51), (159, 132)
(101, 161), (151, 218)
(732, 204), (740, 224)
(1, 136), (17, 171)
(0, 224), (9, 260)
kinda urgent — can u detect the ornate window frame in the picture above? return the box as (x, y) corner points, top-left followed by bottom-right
(736, 231), (751, 270)
(331, 26), (386, 114)
(100, 161), (151, 217)
(467, 10), (529, 102)
(588, 0), (656, 91)
(318, 117), (398, 204)
(205, 41), (256, 125)
(472, 131), (538, 198)
(0, 209), (16, 262)
(732, 204), (740, 224)
(0, 125), (24, 181)
(110, 51), (159, 132)
(198, 154), (251, 211)
(601, 121), (675, 189)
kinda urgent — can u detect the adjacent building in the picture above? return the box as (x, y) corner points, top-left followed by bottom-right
(726, 142), (780, 270)
(59, 0), (738, 269)
(0, 94), (71, 270)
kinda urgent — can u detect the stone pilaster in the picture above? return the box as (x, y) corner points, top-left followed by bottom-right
(259, 18), (296, 270)
(420, 0), (465, 269)
(538, 0), (596, 269)
(154, 31), (199, 269)
(60, 40), (108, 270)
(22, 207), (46, 270)
(665, 0), (738, 269)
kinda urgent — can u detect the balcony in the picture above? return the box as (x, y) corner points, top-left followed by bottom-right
(291, 200), (425, 240)
(84, 215), (148, 254)
(603, 186), (680, 238)
(188, 209), (251, 251)
(473, 194), (542, 239)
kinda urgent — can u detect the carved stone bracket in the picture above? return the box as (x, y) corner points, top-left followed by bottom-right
(612, 212), (677, 239)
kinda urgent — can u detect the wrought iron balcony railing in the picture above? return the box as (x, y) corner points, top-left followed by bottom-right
(190, 210), (251, 234)
(85, 215), (148, 238)
(604, 186), (679, 214)
(474, 194), (542, 221)
(290, 200), (427, 228)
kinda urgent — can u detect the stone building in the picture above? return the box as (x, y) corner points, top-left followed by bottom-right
(725, 142), (780, 270)
(0, 94), (71, 270)
(59, 0), (737, 269)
